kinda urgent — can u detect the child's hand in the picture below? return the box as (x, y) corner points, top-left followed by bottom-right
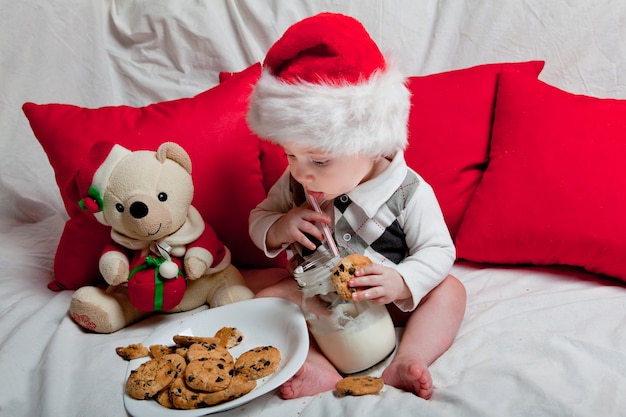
(266, 206), (330, 251)
(350, 263), (412, 305)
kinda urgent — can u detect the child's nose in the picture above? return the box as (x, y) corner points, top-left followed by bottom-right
(291, 163), (313, 184)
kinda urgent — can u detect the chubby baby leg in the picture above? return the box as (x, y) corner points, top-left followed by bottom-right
(383, 275), (466, 399)
(280, 343), (342, 399)
(255, 276), (342, 399)
(254, 275), (302, 305)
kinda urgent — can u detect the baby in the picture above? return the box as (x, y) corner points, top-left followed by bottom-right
(247, 12), (466, 400)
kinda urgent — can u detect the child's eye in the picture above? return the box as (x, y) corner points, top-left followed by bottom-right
(312, 159), (329, 167)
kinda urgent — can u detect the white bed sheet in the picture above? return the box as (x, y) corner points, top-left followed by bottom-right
(1, 1), (626, 416)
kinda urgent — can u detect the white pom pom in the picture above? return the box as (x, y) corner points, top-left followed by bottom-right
(159, 260), (179, 279)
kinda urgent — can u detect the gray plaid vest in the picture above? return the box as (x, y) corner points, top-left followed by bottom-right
(289, 171), (419, 265)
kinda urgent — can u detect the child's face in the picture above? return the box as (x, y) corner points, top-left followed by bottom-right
(283, 142), (380, 201)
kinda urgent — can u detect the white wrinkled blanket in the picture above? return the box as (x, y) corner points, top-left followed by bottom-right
(1, 1), (625, 416)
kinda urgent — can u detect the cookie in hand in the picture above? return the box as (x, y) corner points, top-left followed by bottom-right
(331, 254), (372, 300)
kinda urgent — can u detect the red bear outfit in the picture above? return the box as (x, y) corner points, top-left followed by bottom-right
(101, 207), (228, 311)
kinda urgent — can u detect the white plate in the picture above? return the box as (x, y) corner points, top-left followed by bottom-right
(124, 297), (308, 416)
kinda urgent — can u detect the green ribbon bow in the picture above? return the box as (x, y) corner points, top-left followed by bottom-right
(128, 255), (184, 311)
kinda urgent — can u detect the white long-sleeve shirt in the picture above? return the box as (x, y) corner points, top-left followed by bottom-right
(249, 151), (455, 311)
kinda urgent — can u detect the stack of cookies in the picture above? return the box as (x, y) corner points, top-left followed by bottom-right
(117, 327), (281, 410)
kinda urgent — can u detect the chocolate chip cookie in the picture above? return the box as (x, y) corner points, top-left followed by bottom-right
(331, 254), (372, 300)
(335, 375), (384, 396)
(234, 345), (281, 380)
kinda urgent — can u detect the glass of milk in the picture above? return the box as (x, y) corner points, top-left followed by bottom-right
(293, 247), (396, 374)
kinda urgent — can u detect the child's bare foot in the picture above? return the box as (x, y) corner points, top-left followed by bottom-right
(382, 354), (433, 399)
(280, 360), (342, 399)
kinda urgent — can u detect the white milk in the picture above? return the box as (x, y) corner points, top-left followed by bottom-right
(294, 248), (396, 374)
(307, 299), (396, 374)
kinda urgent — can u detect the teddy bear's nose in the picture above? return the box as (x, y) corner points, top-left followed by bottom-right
(129, 201), (149, 219)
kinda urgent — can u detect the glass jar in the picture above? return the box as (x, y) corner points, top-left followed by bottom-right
(293, 247), (396, 374)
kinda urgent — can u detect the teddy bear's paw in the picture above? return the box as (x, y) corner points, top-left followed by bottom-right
(69, 286), (145, 333)
(209, 285), (254, 308)
(184, 257), (209, 280)
(99, 252), (130, 286)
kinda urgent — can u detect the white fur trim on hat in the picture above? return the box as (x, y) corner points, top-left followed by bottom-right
(247, 62), (411, 157)
(91, 144), (131, 224)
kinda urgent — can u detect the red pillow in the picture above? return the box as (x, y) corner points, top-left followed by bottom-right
(228, 61), (545, 239)
(455, 69), (626, 281)
(219, 69), (288, 194)
(405, 61), (545, 239)
(23, 63), (285, 291)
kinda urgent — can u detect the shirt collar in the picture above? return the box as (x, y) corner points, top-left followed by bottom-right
(344, 151), (407, 218)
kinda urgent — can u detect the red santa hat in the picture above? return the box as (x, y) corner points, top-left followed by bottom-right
(247, 12), (411, 157)
(76, 142), (131, 225)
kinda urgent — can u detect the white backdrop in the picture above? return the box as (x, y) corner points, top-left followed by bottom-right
(1, 1), (626, 416)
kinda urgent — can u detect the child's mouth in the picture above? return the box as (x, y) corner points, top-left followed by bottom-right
(307, 190), (325, 201)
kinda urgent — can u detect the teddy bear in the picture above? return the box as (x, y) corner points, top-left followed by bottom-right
(68, 141), (254, 333)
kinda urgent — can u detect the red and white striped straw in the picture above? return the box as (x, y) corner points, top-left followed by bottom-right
(306, 193), (340, 257)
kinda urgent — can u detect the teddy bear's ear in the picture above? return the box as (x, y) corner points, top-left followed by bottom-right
(156, 142), (192, 174)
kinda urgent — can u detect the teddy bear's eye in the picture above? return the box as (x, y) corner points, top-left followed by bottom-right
(158, 192), (168, 202)
(115, 203), (124, 213)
